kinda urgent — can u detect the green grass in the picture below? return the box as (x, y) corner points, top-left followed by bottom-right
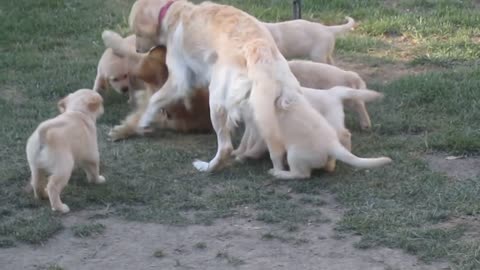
(1, 0), (480, 269)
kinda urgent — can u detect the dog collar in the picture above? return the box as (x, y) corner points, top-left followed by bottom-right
(158, 1), (175, 26)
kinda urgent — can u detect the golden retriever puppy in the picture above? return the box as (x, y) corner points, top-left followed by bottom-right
(233, 86), (383, 167)
(127, 0), (305, 173)
(26, 89), (105, 213)
(101, 31), (212, 141)
(270, 89), (391, 179)
(234, 87), (390, 179)
(288, 60), (371, 129)
(93, 34), (145, 103)
(264, 17), (355, 64)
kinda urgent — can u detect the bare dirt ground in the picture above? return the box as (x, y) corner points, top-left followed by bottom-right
(1, 193), (449, 270)
(426, 154), (480, 181)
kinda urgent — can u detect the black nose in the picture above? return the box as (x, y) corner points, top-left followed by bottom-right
(136, 49), (141, 53)
(121, 87), (129, 93)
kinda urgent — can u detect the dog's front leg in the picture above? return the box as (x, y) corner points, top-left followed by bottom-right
(193, 100), (233, 172)
(193, 70), (233, 172)
(137, 77), (179, 133)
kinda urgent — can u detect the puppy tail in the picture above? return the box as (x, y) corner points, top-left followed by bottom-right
(37, 120), (66, 146)
(102, 30), (142, 62)
(330, 141), (392, 169)
(328, 86), (383, 103)
(327, 16), (355, 36)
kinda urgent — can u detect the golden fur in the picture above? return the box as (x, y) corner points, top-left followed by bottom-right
(128, 0), (303, 173)
(288, 60), (372, 129)
(264, 17), (355, 64)
(26, 89), (105, 213)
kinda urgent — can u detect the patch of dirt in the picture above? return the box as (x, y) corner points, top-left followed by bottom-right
(336, 59), (438, 85)
(0, 193), (448, 270)
(426, 154), (480, 181)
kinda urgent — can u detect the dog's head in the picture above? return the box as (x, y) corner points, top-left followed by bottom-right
(133, 45), (169, 90)
(58, 89), (104, 118)
(129, 0), (173, 53)
(94, 49), (132, 95)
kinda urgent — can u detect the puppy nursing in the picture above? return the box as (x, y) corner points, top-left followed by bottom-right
(26, 89), (105, 213)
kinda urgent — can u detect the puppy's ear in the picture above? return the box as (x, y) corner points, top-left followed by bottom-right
(87, 94), (103, 113)
(93, 74), (109, 92)
(57, 98), (67, 113)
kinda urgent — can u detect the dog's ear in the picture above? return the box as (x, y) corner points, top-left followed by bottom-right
(87, 94), (103, 113)
(57, 97), (67, 113)
(93, 73), (109, 92)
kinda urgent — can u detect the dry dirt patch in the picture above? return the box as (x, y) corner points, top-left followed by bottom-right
(1, 193), (448, 270)
(426, 154), (480, 181)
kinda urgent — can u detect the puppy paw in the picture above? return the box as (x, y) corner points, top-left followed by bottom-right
(193, 160), (210, 172)
(360, 121), (371, 130)
(109, 126), (128, 141)
(53, 204), (70, 214)
(268, 168), (278, 176)
(95, 175), (106, 184)
(234, 155), (246, 163)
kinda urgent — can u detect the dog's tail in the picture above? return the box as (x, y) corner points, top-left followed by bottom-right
(37, 119), (65, 146)
(330, 141), (392, 168)
(327, 86), (383, 103)
(326, 16), (355, 36)
(102, 30), (142, 62)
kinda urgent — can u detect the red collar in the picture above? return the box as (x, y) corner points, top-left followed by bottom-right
(158, 1), (175, 26)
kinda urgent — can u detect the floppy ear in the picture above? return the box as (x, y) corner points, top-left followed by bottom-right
(87, 95), (103, 113)
(93, 73), (109, 92)
(57, 98), (67, 113)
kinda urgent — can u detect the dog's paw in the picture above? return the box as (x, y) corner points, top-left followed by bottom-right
(53, 203), (70, 214)
(96, 175), (106, 184)
(109, 126), (128, 141)
(193, 160), (210, 172)
(268, 168), (278, 176)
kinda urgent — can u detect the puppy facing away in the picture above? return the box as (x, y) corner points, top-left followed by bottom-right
(101, 30), (212, 141)
(93, 34), (145, 103)
(26, 89), (105, 213)
(288, 60), (372, 129)
(233, 87), (390, 179)
(264, 17), (355, 64)
(233, 87), (385, 173)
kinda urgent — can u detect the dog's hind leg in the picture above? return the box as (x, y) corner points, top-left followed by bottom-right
(30, 167), (48, 200)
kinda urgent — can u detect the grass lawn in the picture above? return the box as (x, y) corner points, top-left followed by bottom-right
(1, 0), (480, 269)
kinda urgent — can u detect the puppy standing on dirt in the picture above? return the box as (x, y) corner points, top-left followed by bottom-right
(288, 60), (372, 129)
(26, 89), (105, 213)
(264, 17), (355, 64)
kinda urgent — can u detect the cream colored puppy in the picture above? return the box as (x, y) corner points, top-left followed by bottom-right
(233, 88), (390, 179)
(127, 0), (304, 173)
(289, 60), (371, 129)
(93, 35), (145, 103)
(26, 89), (105, 213)
(264, 17), (355, 64)
(233, 86), (383, 166)
(269, 89), (391, 179)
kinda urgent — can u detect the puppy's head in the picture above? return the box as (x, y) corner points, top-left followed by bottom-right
(95, 49), (132, 95)
(59, 89), (104, 118)
(134, 45), (169, 90)
(129, 0), (171, 53)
